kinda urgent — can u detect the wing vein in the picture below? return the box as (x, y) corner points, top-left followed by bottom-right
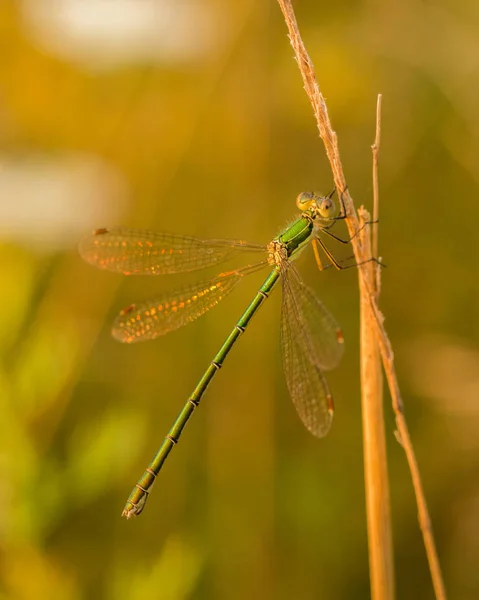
(280, 263), (340, 437)
(79, 228), (266, 276)
(113, 261), (268, 343)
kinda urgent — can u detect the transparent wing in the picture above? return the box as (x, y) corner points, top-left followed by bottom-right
(287, 264), (344, 371)
(113, 262), (268, 343)
(79, 228), (266, 276)
(280, 264), (343, 437)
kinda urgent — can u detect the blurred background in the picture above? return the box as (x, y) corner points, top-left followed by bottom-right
(1, 1), (478, 598)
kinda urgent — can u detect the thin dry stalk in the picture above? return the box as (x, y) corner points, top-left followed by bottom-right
(372, 95), (382, 268)
(359, 206), (394, 600)
(275, 2), (447, 599)
(357, 93), (394, 600)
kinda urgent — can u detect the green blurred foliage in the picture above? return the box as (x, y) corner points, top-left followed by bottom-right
(1, 1), (478, 599)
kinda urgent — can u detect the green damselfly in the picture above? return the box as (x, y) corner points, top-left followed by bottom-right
(79, 191), (347, 518)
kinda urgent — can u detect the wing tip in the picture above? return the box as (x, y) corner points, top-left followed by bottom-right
(78, 227), (110, 262)
(120, 304), (136, 316)
(308, 399), (334, 438)
(327, 393), (335, 415)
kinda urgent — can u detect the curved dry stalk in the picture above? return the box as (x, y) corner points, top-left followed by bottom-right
(275, 2), (447, 600)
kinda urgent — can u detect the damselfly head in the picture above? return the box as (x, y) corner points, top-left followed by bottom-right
(296, 191), (337, 220)
(296, 191), (315, 210)
(316, 195), (337, 219)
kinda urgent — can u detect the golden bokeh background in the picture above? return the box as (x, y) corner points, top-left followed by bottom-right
(1, 1), (478, 599)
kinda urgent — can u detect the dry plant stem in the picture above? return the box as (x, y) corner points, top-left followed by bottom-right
(359, 208), (395, 600)
(358, 96), (394, 600)
(276, 0), (359, 231)
(368, 300), (447, 600)
(275, 1), (447, 599)
(372, 95), (382, 268)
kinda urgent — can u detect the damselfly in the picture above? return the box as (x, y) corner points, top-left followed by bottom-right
(79, 191), (348, 518)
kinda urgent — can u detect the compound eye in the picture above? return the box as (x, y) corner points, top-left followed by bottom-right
(296, 191), (314, 210)
(318, 196), (337, 219)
